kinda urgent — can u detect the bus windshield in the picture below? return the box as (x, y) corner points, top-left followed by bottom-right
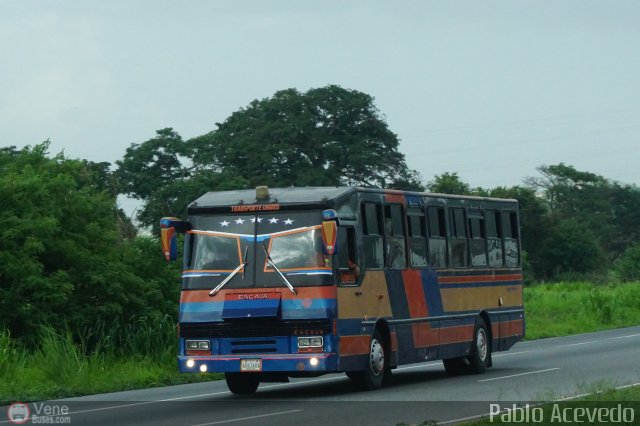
(183, 211), (334, 290)
(266, 226), (327, 271)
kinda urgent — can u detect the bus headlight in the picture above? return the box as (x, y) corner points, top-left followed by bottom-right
(298, 336), (323, 348)
(186, 359), (195, 368)
(186, 340), (210, 350)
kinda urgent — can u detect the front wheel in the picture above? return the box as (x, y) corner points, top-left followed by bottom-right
(225, 372), (260, 395)
(348, 330), (388, 390)
(467, 318), (490, 374)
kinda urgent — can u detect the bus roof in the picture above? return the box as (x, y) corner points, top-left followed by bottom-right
(188, 186), (517, 211)
(190, 186), (355, 210)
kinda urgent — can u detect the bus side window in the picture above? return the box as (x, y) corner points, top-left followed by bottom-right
(450, 207), (469, 267)
(337, 226), (359, 285)
(361, 203), (384, 268)
(384, 204), (406, 269)
(502, 211), (520, 267)
(469, 213), (487, 267)
(427, 206), (447, 268)
(408, 207), (427, 267)
(486, 210), (504, 267)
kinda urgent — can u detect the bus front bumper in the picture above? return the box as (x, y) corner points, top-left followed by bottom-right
(178, 353), (338, 373)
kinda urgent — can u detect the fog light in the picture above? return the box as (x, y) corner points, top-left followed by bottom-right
(310, 357), (319, 367)
(186, 359), (195, 368)
(200, 364), (208, 373)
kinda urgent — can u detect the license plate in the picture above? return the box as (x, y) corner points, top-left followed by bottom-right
(240, 359), (262, 372)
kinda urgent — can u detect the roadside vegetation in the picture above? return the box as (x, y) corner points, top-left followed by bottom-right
(0, 318), (219, 404)
(524, 282), (640, 340)
(2, 85), (640, 403)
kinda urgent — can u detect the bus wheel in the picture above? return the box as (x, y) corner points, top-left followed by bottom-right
(225, 373), (260, 395)
(349, 330), (386, 390)
(467, 318), (490, 374)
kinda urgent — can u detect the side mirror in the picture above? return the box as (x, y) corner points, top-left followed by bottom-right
(160, 217), (191, 262)
(321, 209), (338, 255)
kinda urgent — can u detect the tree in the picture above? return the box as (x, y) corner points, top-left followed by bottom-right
(190, 85), (422, 190)
(116, 128), (191, 201)
(614, 244), (640, 282)
(0, 143), (179, 340)
(115, 128), (248, 231)
(538, 219), (605, 278)
(426, 172), (472, 194)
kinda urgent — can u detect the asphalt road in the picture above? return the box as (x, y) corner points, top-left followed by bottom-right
(4, 326), (640, 425)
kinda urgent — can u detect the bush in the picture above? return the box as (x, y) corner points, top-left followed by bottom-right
(614, 244), (640, 282)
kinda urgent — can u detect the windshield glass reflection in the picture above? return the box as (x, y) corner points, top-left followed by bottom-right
(266, 227), (331, 272)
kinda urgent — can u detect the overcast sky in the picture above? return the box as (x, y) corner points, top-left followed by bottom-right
(2, 1), (639, 211)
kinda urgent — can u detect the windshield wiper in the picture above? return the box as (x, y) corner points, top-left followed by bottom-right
(262, 242), (297, 295)
(209, 245), (248, 297)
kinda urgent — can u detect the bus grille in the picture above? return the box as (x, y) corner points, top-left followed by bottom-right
(180, 319), (331, 339)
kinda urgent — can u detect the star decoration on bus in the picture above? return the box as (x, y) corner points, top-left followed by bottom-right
(220, 220), (230, 227)
(283, 218), (294, 225)
(250, 217), (263, 223)
(269, 217), (279, 224)
(235, 218), (245, 224)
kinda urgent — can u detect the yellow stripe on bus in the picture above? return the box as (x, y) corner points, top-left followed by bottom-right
(337, 271), (392, 319)
(440, 285), (522, 312)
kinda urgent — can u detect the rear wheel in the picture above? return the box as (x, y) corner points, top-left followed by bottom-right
(225, 373), (260, 395)
(348, 330), (387, 390)
(467, 318), (490, 374)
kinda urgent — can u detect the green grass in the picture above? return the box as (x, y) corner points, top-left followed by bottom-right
(524, 281), (640, 339)
(0, 318), (220, 405)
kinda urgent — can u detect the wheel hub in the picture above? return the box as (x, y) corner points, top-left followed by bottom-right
(477, 328), (487, 361)
(369, 338), (385, 376)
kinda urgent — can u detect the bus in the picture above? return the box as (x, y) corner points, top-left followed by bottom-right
(160, 186), (524, 394)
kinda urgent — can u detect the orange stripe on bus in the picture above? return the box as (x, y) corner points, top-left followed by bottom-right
(438, 274), (522, 284)
(384, 193), (405, 204)
(181, 286), (337, 303)
(390, 332), (398, 352)
(412, 323), (438, 348)
(402, 270), (428, 318)
(438, 324), (475, 345)
(340, 335), (370, 356)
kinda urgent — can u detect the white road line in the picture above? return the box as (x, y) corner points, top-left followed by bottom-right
(555, 381), (640, 401)
(556, 341), (595, 348)
(493, 350), (532, 357)
(188, 409), (303, 426)
(478, 367), (560, 382)
(609, 333), (640, 340)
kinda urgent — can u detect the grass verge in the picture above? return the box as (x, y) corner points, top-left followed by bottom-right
(524, 281), (640, 339)
(0, 318), (220, 405)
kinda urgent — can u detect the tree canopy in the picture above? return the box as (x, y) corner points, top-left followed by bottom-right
(117, 86), (424, 229)
(190, 85), (422, 190)
(0, 143), (180, 340)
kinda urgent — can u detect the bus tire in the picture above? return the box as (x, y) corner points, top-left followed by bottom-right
(225, 372), (260, 395)
(467, 317), (490, 374)
(349, 330), (387, 390)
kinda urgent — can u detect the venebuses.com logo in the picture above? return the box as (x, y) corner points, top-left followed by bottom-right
(7, 403), (29, 424)
(6, 402), (72, 424)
